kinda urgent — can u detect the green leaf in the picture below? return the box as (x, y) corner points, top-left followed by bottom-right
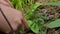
(29, 3), (42, 14)
(45, 2), (60, 6)
(31, 23), (39, 33)
(39, 31), (46, 34)
(28, 20), (39, 33)
(28, 20), (33, 27)
(26, 3), (42, 19)
(38, 18), (44, 25)
(44, 19), (60, 28)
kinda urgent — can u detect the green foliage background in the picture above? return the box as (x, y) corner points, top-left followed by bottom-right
(10, 0), (60, 34)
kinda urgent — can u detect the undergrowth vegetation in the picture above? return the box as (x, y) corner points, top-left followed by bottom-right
(10, 0), (60, 34)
